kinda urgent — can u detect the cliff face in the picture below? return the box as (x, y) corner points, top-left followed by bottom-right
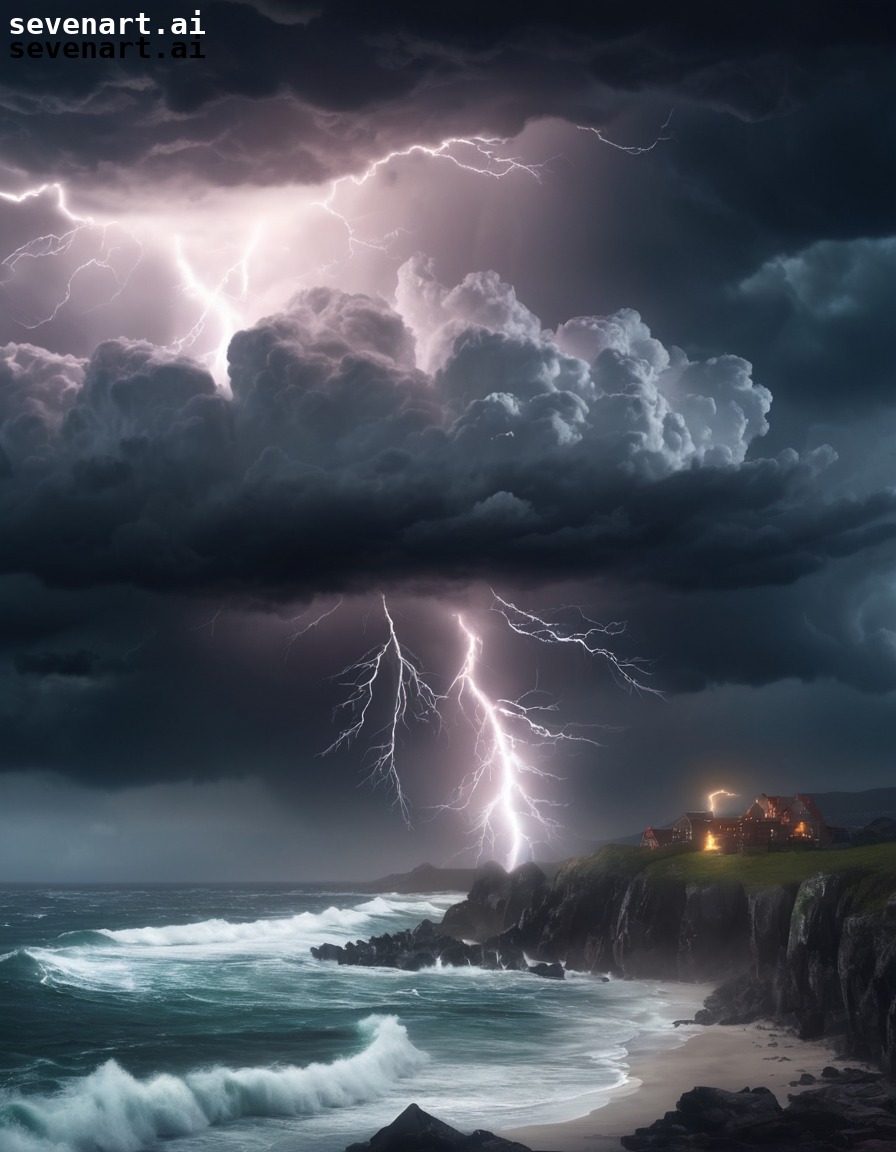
(439, 848), (896, 1072)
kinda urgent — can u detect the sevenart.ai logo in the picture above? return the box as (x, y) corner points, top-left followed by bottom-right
(10, 9), (207, 59)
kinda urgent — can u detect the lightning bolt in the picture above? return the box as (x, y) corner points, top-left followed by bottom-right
(438, 613), (602, 869)
(321, 592), (642, 868)
(490, 592), (659, 696)
(1, 182), (143, 328)
(708, 788), (738, 814)
(320, 595), (441, 825)
(171, 228), (260, 385)
(284, 597), (344, 663)
(191, 602), (228, 638)
(311, 135), (550, 269)
(1, 121), (669, 376)
(576, 110), (675, 155)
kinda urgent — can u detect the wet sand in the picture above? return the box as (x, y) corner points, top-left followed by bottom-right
(500, 1021), (860, 1151)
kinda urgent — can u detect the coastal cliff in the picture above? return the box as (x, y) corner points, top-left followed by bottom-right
(439, 844), (896, 1072)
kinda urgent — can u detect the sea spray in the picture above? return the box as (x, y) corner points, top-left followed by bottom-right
(0, 1016), (426, 1152)
(96, 895), (450, 948)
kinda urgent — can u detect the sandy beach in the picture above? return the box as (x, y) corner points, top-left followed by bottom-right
(500, 1020), (863, 1152)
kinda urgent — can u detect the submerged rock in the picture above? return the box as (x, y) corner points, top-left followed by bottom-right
(527, 961), (564, 979)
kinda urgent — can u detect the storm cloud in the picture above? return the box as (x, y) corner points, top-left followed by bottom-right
(5, 257), (890, 608)
(2, 0), (893, 192)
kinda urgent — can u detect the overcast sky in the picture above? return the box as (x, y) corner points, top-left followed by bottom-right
(1, 1), (895, 881)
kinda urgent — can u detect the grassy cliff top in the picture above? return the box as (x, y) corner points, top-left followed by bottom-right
(558, 842), (896, 911)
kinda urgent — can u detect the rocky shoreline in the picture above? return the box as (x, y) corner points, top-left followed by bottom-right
(310, 850), (896, 1150)
(344, 1064), (896, 1152)
(620, 1066), (896, 1152)
(310, 916), (566, 979)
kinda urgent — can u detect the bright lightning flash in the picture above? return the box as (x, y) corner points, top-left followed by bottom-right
(310, 135), (549, 272)
(708, 788), (738, 814)
(440, 613), (601, 869)
(322, 593), (646, 869)
(1, 121), (669, 384)
(172, 228), (260, 385)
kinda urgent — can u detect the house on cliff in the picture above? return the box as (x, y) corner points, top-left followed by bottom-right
(741, 793), (830, 848)
(641, 792), (831, 853)
(640, 826), (675, 849)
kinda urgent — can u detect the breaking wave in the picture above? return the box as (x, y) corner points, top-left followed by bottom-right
(99, 908), (367, 947)
(0, 1015), (425, 1152)
(94, 896), (451, 949)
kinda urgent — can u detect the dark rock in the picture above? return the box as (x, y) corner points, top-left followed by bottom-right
(614, 872), (688, 979)
(345, 1103), (533, 1151)
(314, 919), (541, 976)
(784, 1072), (896, 1133)
(310, 942), (344, 962)
(678, 882), (751, 981)
(622, 1069), (896, 1151)
(527, 961), (564, 979)
(440, 862), (549, 943)
(676, 1084), (785, 1130)
(698, 973), (769, 1025)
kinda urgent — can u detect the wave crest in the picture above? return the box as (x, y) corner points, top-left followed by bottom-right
(98, 906), (371, 947)
(0, 1015), (425, 1152)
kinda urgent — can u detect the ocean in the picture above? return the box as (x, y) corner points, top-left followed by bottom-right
(0, 885), (703, 1152)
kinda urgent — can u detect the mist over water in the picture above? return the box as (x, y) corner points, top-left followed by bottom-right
(0, 886), (703, 1152)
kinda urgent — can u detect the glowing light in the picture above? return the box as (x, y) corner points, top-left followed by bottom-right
(704, 831), (718, 852)
(1, 120), (666, 374)
(438, 613), (599, 869)
(311, 135), (549, 270)
(707, 788), (738, 814)
(172, 227), (260, 384)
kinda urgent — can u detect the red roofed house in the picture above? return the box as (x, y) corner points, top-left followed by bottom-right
(641, 793), (830, 853)
(640, 826), (676, 849)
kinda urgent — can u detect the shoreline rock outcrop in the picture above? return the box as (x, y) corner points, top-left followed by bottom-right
(310, 916), (564, 978)
(620, 1067), (896, 1151)
(313, 847), (896, 1070)
(435, 851), (896, 1071)
(345, 1103), (533, 1151)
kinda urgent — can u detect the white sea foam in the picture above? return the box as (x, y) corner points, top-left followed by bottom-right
(27, 948), (138, 992)
(98, 906), (372, 948)
(355, 896), (450, 918)
(0, 1015), (425, 1152)
(92, 894), (456, 951)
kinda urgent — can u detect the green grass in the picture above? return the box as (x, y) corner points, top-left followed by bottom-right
(557, 842), (896, 912)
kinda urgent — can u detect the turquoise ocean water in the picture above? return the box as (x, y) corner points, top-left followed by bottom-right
(0, 885), (701, 1151)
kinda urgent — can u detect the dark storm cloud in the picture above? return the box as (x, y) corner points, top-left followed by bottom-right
(14, 648), (104, 677)
(731, 237), (896, 413)
(2, 1), (893, 190)
(4, 259), (892, 606)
